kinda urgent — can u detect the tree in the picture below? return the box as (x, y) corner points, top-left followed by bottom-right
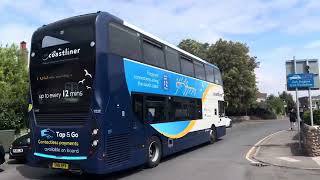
(0, 44), (28, 130)
(178, 39), (259, 115)
(279, 91), (295, 114)
(265, 95), (285, 115)
(178, 39), (209, 60)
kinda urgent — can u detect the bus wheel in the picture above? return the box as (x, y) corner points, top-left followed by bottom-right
(209, 126), (217, 144)
(146, 136), (162, 168)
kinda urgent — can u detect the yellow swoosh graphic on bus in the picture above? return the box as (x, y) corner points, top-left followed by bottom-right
(153, 84), (218, 139)
(202, 84), (215, 103)
(160, 120), (197, 139)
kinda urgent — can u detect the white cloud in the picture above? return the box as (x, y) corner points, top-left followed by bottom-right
(304, 40), (320, 49)
(255, 45), (295, 95)
(0, 23), (36, 48)
(285, 16), (320, 34)
(2, 0), (320, 96)
(0, 0), (315, 46)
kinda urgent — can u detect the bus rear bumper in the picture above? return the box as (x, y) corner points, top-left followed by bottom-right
(27, 148), (146, 174)
(27, 154), (108, 174)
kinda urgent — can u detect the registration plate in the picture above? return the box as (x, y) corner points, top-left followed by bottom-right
(52, 162), (69, 170)
(12, 148), (23, 153)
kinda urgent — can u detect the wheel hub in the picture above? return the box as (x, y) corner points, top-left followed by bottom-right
(149, 141), (159, 162)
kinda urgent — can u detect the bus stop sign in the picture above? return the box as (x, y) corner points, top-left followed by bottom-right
(287, 73), (314, 90)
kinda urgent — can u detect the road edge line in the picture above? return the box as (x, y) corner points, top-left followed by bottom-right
(245, 130), (286, 164)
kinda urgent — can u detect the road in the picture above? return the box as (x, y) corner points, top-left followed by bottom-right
(1, 119), (320, 180)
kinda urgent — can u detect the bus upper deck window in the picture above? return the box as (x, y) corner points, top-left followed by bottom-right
(42, 36), (69, 48)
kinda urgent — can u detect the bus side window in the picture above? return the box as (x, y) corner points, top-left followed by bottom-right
(108, 23), (142, 61)
(146, 108), (155, 123)
(218, 101), (225, 117)
(168, 96), (202, 121)
(132, 94), (143, 121)
(213, 67), (223, 85)
(180, 57), (195, 77)
(145, 96), (166, 123)
(142, 39), (166, 69)
(132, 94), (202, 123)
(194, 61), (206, 80)
(205, 65), (214, 83)
(165, 47), (181, 73)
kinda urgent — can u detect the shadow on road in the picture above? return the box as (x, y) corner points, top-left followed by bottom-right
(290, 131), (307, 156)
(161, 139), (222, 163)
(16, 163), (146, 180)
(288, 142), (306, 156)
(7, 159), (27, 165)
(15, 140), (221, 180)
(292, 132), (299, 140)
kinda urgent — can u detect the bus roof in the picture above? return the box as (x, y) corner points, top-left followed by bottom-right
(34, 11), (219, 69)
(123, 21), (218, 69)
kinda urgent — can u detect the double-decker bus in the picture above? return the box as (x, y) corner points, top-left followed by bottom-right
(28, 11), (226, 174)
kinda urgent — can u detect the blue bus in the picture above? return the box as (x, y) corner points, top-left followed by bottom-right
(28, 12), (226, 174)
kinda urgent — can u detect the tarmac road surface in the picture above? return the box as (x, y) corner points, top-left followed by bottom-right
(1, 119), (320, 180)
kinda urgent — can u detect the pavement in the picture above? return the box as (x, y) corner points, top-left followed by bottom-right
(253, 129), (320, 169)
(1, 119), (320, 180)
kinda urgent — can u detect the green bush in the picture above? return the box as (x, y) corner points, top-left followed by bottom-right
(249, 106), (277, 119)
(303, 110), (320, 125)
(0, 44), (28, 130)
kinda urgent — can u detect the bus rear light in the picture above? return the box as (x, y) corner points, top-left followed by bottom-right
(92, 140), (99, 147)
(92, 129), (99, 135)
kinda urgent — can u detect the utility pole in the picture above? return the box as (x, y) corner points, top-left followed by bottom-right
(293, 56), (302, 149)
(306, 59), (314, 126)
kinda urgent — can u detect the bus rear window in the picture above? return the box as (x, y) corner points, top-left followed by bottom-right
(30, 24), (94, 65)
(40, 24), (93, 47)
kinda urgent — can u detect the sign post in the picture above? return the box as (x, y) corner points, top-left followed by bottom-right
(293, 57), (301, 149)
(286, 58), (319, 149)
(307, 59), (314, 126)
(308, 87), (314, 126)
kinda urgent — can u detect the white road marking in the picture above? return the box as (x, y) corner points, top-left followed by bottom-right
(277, 157), (300, 162)
(312, 157), (320, 167)
(245, 130), (286, 164)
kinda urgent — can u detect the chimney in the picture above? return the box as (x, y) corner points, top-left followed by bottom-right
(20, 41), (27, 50)
(19, 41), (28, 65)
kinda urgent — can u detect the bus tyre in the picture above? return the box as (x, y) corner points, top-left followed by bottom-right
(209, 126), (217, 144)
(146, 136), (162, 168)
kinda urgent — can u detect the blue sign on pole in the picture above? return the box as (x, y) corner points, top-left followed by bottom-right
(287, 73), (314, 90)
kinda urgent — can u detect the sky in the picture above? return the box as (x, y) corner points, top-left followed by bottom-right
(1, 0), (320, 96)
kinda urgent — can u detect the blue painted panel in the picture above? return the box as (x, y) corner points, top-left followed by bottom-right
(123, 58), (209, 99)
(150, 121), (191, 135)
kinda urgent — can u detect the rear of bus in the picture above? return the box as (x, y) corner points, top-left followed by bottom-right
(28, 14), (101, 173)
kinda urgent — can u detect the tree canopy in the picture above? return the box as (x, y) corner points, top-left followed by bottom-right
(265, 95), (285, 115)
(279, 91), (295, 113)
(0, 44), (28, 130)
(179, 39), (259, 115)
